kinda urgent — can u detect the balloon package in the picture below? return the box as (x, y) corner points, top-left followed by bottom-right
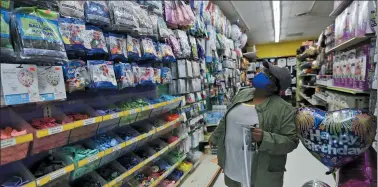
(107, 1), (139, 32)
(139, 66), (155, 85)
(141, 38), (157, 60)
(12, 7), (67, 62)
(58, 1), (85, 19)
(105, 32), (127, 62)
(295, 107), (377, 172)
(189, 35), (198, 60)
(149, 13), (159, 38)
(84, 25), (108, 58)
(84, 1), (110, 26)
(154, 42), (162, 62)
(59, 17), (86, 59)
(62, 60), (91, 93)
(168, 35), (182, 58)
(154, 68), (161, 84)
(87, 60), (117, 90)
(135, 7), (152, 36)
(37, 66), (66, 101)
(132, 63), (141, 85)
(0, 9), (15, 60)
(0, 63), (40, 105)
(114, 62), (135, 89)
(160, 43), (175, 63)
(126, 35), (141, 61)
(161, 67), (172, 84)
(157, 16), (170, 39)
(175, 30), (191, 58)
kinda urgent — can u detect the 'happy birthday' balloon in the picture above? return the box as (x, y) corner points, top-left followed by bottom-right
(295, 107), (376, 172)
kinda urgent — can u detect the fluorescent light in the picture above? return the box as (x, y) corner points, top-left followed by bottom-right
(272, 1), (281, 43)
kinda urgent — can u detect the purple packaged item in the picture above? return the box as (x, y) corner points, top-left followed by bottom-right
(333, 54), (341, 86)
(346, 49), (356, 88)
(353, 45), (371, 90)
(340, 53), (348, 87)
(356, 1), (377, 37)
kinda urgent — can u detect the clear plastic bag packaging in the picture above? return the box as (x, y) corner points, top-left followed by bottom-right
(0, 0), (13, 10)
(0, 9), (16, 60)
(87, 60), (117, 90)
(160, 43), (176, 62)
(84, 25), (108, 59)
(141, 38), (157, 60)
(161, 67), (172, 84)
(186, 60), (193, 78)
(14, 0), (59, 11)
(135, 7), (153, 36)
(59, 17), (86, 59)
(178, 79), (186, 94)
(12, 7), (67, 62)
(192, 61), (200, 77)
(168, 35), (182, 58)
(105, 32), (127, 62)
(131, 63), (141, 85)
(84, 1), (110, 27)
(154, 68), (161, 84)
(58, 1), (85, 19)
(175, 30), (191, 58)
(107, 1), (139, 32)
(158, 16), (170, 39)
(169, 80), (177, 95)
(171, 62), (178, 79)
(149, 13), (159, 39)
(114, 62), (135, 89)
(62, 60), (91, 93)
(177, 60), (187, 78)
(126, 35), (141, 61)
(154, 42), (162, 62)
(139, 66), (155, 85)
(189, 35), (198, 59)
(37, 66), (66, 101)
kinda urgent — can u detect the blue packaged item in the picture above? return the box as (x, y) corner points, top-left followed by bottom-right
(139, 66), (155, 86)
(153, 42), (162, 62)
(126, 35), (141, 61)
(62, 60), (91, 93)
(13, 7), (67, 61)
(87, 60), (117, 89)
(0, 9), (15, 59)
(59, 17), (86, 59)
(161, 67), (172, 84)
(140, 38), (157, 60)
(105, 33), (127, 62)
(84, 1), (110, 26)
(131, 63), (141, 86)
(114, 62), (135, 89)
(160, 43), (176, 63)
(85, 25), (108, 58)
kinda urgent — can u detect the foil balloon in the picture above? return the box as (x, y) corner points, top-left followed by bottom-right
(240, 33), (247, 48)
(231, 24), (241, 41)
(302, 180), (331, 187)
(295, 107), (376, 173)
(18, 69), (34, 88)
(338, 147), (377, 187)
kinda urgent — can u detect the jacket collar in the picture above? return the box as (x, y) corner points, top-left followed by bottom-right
(232, 88), (272, 112)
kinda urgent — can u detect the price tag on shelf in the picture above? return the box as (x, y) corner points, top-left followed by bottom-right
(78, 152), (104, 167)
(111, 113), (120, 119)
(112, 143), (124, 152)
(147, 130), (154, 137)
(22, 182), (36, 187)
(83, 118), (96, 126)
(37, 165), (74, 186)
(156, 126), (164, 132)
(1, 138), (16, 149)
(47, 126), (63, 135)
(129, 109), (137, 115)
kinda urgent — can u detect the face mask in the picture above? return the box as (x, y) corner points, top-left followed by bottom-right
(252, 72), (273, 90)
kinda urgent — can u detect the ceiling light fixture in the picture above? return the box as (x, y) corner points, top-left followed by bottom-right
(272, 1), (281, 43)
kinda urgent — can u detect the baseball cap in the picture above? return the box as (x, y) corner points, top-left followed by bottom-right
(262, 61), (291, 91)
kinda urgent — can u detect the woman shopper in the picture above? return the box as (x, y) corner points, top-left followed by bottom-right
(209, 61), (299, 187)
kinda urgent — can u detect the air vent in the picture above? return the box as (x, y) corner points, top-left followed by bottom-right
(286, 32), (304, 37)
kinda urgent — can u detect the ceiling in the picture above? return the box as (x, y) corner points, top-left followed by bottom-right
(214, 1), (334, 45)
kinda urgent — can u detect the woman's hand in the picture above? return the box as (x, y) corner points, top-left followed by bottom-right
(252, 128), (264, 142)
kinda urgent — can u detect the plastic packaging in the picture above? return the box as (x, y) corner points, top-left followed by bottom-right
(158, 16), (170, 39)
(161, 43), (176, 62)
(84, 1), (110, 26)
(0, 9), (15, 60)
(149, 13), (159, 38)
(141, 38), (157, 60)
(127, 35), (141, 61)
(132, 63), (141, 85)
(105, 32), (127, 62)
(62, 60), (91, 93)
(135, 7), (152, 36)
(87, 60), (117, 89)
(139, 66), (155, 85)
(189, 35), (198, 59)
(13, 7), (67, 62)
(177, 60), (187, 78)
(58, 1), (85, 19)
(59, 17), (86, 59)
(84, 25), (108, 58)
(107, 1), (139, 32)
(154, 68), (161, 84)
(161, 67), (172, 84)
(175, 30), (191, 58)
(37, 66), (67, 101)
(114, 62), (135, 89)
(168, 35), (182, 58)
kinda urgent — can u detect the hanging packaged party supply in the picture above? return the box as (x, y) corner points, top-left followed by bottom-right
(161, 43), (176, 62)
(127, 35), (141, 61)
(62, 60), (90, 93)
(114, 62), (135, 89)
(356, 1), (377, 37)
(84, 1), (110, 26)
(84, 25), (108, 58)
(161, 67), (172, 84)
(1, 64), (40, 105)
(0, 0), (13, 10)
(135, 7), (153, 36)
(0, 9), (15, 60)
(107, 1), (139, 32)
(12, 7), (67, 62)
(87, 60), (117, 89)
(189, 35), (198, 60)
(175, 30), (191, 58)
(141, 38), (157, 60)
(58, 1), (85, 20)
(132, 63), (141, 85)
(158, 17), (170, 39)
(37, 66), (66, 101)
(154, 68), (161, 84)
(149, 13), (159, 39)
(139, 66), (155, 85)
(154, 42), (162, 62)
(105, 32), (127, 62)
(59, 17), (86, 59)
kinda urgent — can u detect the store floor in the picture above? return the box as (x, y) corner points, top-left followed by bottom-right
(181, 143), (336, 187)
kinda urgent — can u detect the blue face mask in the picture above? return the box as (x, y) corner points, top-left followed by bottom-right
(252, 72), (273, 90)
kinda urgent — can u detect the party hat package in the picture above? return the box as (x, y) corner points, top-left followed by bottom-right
(37, 66), (66, 101)
(0, 64), (40, 105)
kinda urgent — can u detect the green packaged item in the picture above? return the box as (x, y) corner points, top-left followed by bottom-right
(0, 0), (12, 10)
(0, 9), (15, 59)
(13, 7), (67, 62)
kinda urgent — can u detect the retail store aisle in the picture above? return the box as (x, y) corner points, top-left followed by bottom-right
(181, 155), (221, 187)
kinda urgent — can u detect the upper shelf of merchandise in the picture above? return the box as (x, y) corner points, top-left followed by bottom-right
(329, 0), (353, 17)
(325, 35), (374, 54)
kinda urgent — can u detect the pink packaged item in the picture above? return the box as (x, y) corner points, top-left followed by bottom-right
(354, 45), (372, 90)
(340, 53), (348, 87)
(169, 35), (182, 58)
(333, 54), (341, 86)
(174, 1), (184, 26)
(346, 49), (356, 88)
(356, 1), (377, 37)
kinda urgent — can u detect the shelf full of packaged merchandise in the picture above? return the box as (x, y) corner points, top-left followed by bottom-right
(329, 0), (353, 17)
(325, 35), (374, 54)
(316, 83), (371, 94)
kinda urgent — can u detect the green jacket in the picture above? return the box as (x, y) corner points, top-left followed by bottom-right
(209, 88), (299, 187)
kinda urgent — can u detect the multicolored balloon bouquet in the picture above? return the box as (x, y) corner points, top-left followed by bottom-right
(295, 107), (376, 173)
